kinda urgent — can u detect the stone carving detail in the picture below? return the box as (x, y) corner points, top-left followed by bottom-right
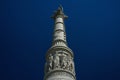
(53, 53), (60, 69)
(48, 54), (53, 71)
(45, 54), (53, 73)
(60, 53), (67, 69)
(67, 59), (75, 73)
(45, 51), (75, 74)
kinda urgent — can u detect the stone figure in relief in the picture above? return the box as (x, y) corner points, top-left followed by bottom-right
(60, 53), (67, 69)
(53, 53), (60, 69)
(48, 54), (53, 71)
(66, 58), (70, 70)
(68, 59), (74, 72)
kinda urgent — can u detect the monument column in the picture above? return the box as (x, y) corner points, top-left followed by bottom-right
(44, 5), (76, 80)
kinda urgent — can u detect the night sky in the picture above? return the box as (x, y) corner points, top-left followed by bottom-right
(1, 0), (120, 80)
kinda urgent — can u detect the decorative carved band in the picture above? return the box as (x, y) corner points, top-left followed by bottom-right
(52, 39), (67, 45)
(45, 50), (75, 76)
(46, 46), (74, 58)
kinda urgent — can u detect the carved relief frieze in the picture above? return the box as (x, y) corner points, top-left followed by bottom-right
(45, 50), (75, 74)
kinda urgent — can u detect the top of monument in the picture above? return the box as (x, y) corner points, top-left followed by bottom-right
(58, 4), (63, 12)
(51, 5), (68, 19)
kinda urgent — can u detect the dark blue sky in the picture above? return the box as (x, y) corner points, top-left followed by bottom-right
(1, 0), (120, 80)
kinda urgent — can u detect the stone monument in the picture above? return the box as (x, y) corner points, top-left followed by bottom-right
(44, 5), (76, 80)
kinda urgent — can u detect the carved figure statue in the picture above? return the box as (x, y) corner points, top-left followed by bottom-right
(62, 57), (67, 69)
(69, 59), (74, 72)
(60, 54), (67, 69)
(66, 58), (74, 72)
(48, 54), (53, 71)
(66, 58), (70, 70)
(53, 53), (60, 69)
